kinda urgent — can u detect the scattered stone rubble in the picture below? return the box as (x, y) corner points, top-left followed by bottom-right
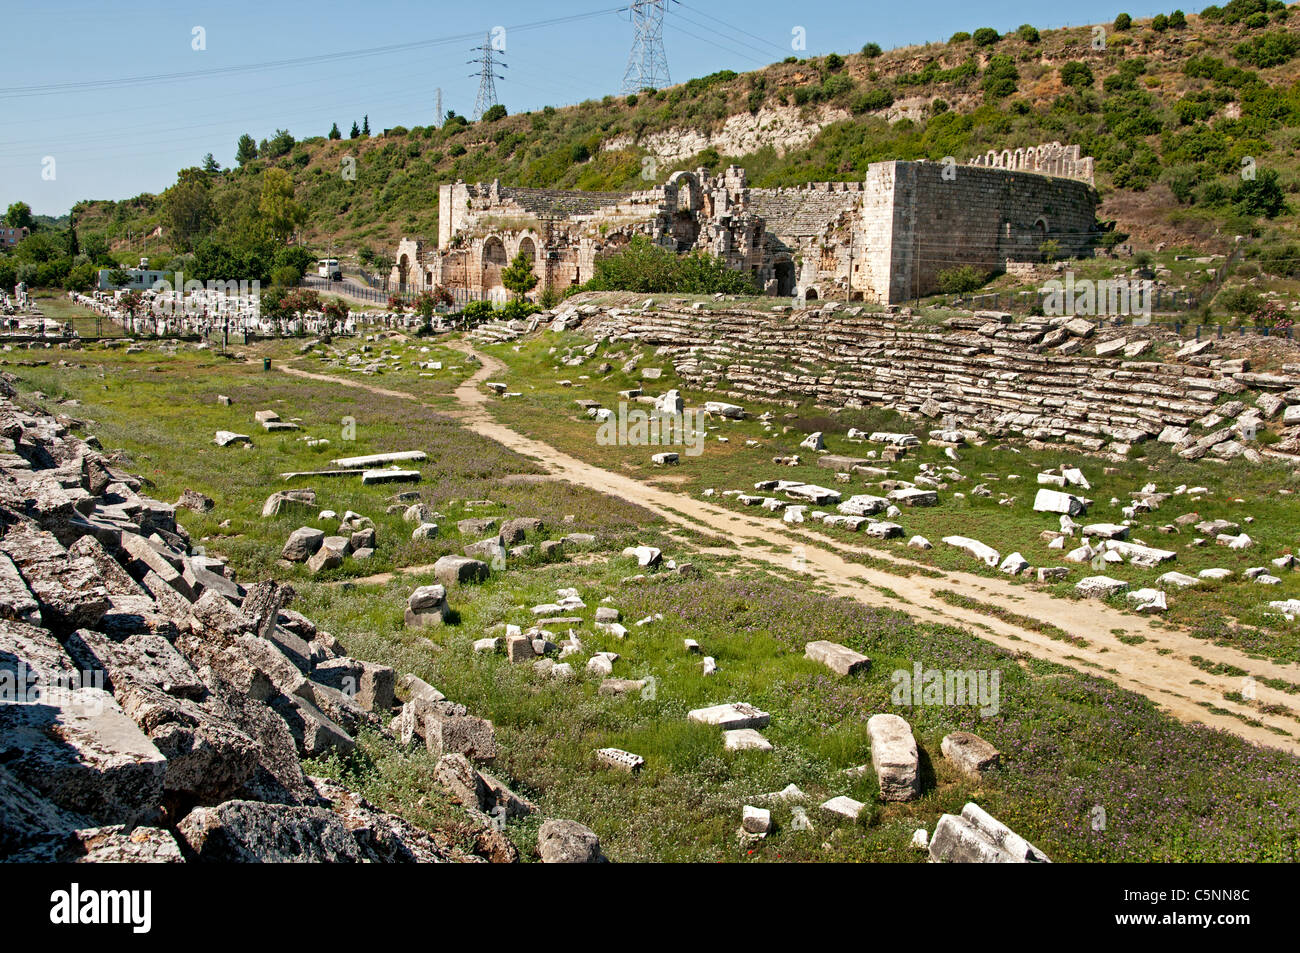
(0, 379), (594, 863)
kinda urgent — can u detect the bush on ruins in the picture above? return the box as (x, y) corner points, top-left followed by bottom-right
(577, 236), (760, 296)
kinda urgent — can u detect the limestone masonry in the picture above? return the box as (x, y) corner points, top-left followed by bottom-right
(564, 304), (1300, 463)
(390, 142), (1098, 304)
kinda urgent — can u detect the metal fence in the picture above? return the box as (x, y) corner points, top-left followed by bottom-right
(302, 277), (489, 309)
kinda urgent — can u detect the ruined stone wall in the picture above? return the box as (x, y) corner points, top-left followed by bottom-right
(412, 149), (1098, 304)
(881, 161), (1099, 304)
(578, 305), (1300, 461)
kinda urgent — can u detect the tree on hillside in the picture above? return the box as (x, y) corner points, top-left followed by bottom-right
(163, 168), (215, 251)
(350, 121), (360, 139)
(328, 123), (341, 140)
(5, 202), (33, 230)
(202, 153), (220, 173)
(1060, 61), (1094, 90)
(1114, 12), (1132, 30)
(1234, 168), (1288, 219)
(262, 129), (295, 159)
(258, 168), (306, 244)
(236, 134), (258, 166)
(481, 104), (507, 122)
(362, 115), (371, 135)
(501, 250), (539, 300)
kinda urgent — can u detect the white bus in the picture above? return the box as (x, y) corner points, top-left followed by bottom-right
(317, 259), (342, 280)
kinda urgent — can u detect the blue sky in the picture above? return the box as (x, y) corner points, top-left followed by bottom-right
(3, 0), (1183, 215)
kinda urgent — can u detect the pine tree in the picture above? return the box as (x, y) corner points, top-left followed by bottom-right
(501, 250), (539, 300)
(235, 133), (257, 166)
(349, 121), (360, 139)
(328, 122), (341, 140)
(362, 115), (370, 135)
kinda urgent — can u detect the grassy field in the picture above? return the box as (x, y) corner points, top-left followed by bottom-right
(423, 330), (1300, 668)
(7, 334), (1300, 861)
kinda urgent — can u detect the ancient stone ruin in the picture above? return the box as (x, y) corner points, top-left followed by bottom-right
(0, 373), (595, 863)
(391, 143), (1098, 304)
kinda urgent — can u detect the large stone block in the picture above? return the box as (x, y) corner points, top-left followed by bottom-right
(0, 687), (167, 825)
(804, 640), (871, 676)
(867, 713), (920, 802)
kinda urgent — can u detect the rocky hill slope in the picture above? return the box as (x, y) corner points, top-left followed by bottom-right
(69, 5), (1300, 266)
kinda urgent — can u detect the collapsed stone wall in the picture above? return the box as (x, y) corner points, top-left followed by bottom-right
(0, 376), (569, 863)
(577, 305), (1300, 462)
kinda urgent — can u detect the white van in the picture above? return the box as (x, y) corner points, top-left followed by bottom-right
(317, 259), (342, 280)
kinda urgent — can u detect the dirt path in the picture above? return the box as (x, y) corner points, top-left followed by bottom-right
(282, 350), (1300, 753)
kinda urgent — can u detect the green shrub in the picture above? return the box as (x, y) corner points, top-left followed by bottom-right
(972, 27), (1000, 46)
(1114, 13), (1132, 30)
(580, 235), (759, 295)
(861, 42), (882, 57)
(1215, 285), (1263, 316)
(949, 31), (971, 43)
(851, 88), (894, 113)
(982, 54), (1019, 100)
(1234, 31), (1300, 68)
(1233, 168), (1288, 218)
(937, 265), (988, 294)
(1016, 24), (1040, 43)
(1060, 61), (1094, 89)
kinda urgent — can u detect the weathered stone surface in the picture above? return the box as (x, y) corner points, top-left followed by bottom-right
(820, 795), (865, 820)
(64, 628), (205, 699)
(499, 517), (543, 545)
(723, 728), (773, 751)
(929, 813), (1017, 863)
(116, 681), (260, 803)
(306, 535), (348, 574)
(537, 818), (604, 863)
(929, 802), (1051, 864)
(867, 713), (920, 801)
(177, 800), (365, 862)
(943, 536), (1000, 567)
(1075, 575), (1129, 599)
(742, 805), (772, 834)
(8, 823), (184, 863)
(941, 731), (1000, 778)
(433, 554), (490, 586)
(0, 552), (42, 624)
(405, 584), (449, 627)
(261, 490), (316, 519)
(596, 746), (645, 772)
(1033, 488), (1089, 516)
(424, 708), (495, 762)
(688, 702), (770, 730)
(804, 640), (871, 676)
(0, 617), (79, 692)
(0, 687), (166, 824)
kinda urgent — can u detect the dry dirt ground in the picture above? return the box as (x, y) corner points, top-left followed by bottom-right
(281, 342), (1300, 754)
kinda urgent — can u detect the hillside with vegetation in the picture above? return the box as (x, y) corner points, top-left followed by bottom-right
(5, 2), (1300, 309)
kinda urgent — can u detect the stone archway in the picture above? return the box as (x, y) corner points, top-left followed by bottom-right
(774, 259), (796, 297)
(804, 287), (819, 302)
(667, 170), (702, 250)
(397, 254), (410, 292)
(482, 236), (508, 294)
